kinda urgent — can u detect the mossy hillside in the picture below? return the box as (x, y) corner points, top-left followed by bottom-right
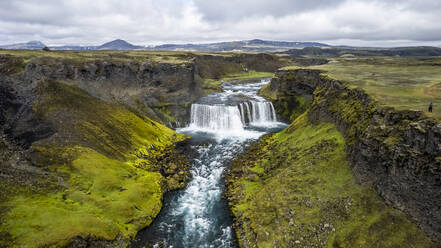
(0, 80), (188, 247)
(311, 83), (378, 145)
(288, 56), (441, 119)
(259, 83), (310, 122)
(227, 114), (436, 248)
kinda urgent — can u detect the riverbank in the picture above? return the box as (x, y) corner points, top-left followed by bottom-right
(227, 114), (436, 247)
(132, 79), (286, 247)
(226, 67), (441, 247)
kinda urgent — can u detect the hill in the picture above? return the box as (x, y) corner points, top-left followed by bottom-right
(284, 46), (441, 57)
(97, 39), (144, 50)
(154, 39), (329, 52)
(0, 41), (46, 50)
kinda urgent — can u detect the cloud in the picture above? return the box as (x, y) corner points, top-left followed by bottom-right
(0, 0), (440, 46)
(191, 0), (344, 22)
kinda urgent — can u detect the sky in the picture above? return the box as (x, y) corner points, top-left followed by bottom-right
(1, 0), (441, 47)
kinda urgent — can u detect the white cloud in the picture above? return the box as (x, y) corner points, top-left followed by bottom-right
(0, 0), (440, 46)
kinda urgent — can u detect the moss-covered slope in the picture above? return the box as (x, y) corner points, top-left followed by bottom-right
(0, 80), (190, 247)
(227, 114), (437, 248)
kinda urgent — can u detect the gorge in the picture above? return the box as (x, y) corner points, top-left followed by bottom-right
(132, 79), (286, 247)
(0, 50), (440, 248)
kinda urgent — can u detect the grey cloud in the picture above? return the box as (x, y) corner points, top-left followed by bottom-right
(191, 0), (345, 22)
(0, 0), (440, 46)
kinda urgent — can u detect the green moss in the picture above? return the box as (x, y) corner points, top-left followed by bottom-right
(202, 70), (275, 94)
(318, 87), (376, 145)
(228, 113), (436, 248)
(384, 136), (400, 147)
(297, 56), (441, 120)
(1, 80), (187, 247)
(257, 83), (278, 101)
(4, 147), (164, 247)
(33, 80), (181, 159)
(0, 49), (194, 64)
(219, 70), (274, 82)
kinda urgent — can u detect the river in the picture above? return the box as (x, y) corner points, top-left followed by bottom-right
(132, 78), (286, 248)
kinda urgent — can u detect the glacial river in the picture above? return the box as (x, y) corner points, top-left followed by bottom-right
(132, 79), (286, 248)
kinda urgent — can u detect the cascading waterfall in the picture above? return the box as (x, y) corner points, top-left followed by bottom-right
(133, 79), (286, 248)
(245, 102), (252, 123)
(238, 104), (246, 125)
(189, 104), (245, 133)
(238, 101), (277, 125)
(189, 101), (277, 133)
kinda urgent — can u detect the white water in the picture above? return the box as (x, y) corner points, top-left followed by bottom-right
(189, 104), (245, 133)
(133, 78), (286, 248)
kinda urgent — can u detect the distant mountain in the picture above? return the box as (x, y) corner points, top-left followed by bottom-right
(154, 39), (329, 52)
(0, 39), (327, 52)
(245, 39), (328, 47)
(49, 45), (97, 51)
(3, 39), (437, 55)
(97, 39), (143, 50)
(0, 40), (46, 50)
(284, 46), (441, 57)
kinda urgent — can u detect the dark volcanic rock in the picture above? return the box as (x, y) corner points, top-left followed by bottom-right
(20, 56), (202, 125)
(0, 71), (55, 148)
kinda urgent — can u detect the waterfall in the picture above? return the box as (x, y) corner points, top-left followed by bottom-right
(133, 79), (288, 248)
(244, 102), (252, 123)
(238, 103), (245, 125)
(189, 104), (245, 131)
(188, 101), (277, 134)
(238, 101), (277, 125)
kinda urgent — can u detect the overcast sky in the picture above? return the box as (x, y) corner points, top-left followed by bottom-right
(1, 0), (441, 47)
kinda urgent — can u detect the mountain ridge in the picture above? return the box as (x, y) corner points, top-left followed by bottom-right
(1, 39), (440, 54)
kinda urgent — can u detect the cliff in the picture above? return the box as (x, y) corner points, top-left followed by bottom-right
(245, 68), (441, 245)
(0, 77), (191, 247)
(0, 51), (286, 247)
(0, 51), (286, 127)
(227, 114), (436, 247)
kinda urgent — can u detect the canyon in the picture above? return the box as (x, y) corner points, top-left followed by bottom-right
(0, 50), (440, 247)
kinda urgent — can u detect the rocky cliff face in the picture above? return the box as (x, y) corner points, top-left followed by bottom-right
(1, 52), (285, 129)
(0, 71), (192, 247)
(0, 51), (286, 247)
(264, 69), (441, 243)
(20, 57), (201, 127)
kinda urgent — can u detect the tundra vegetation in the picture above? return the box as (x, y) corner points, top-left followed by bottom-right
(283, 56), (441, 119)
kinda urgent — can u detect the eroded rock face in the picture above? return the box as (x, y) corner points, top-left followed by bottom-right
(20, 57), (201, 125)
(0, 73), (55, 148)
(266, 69), (441, 243)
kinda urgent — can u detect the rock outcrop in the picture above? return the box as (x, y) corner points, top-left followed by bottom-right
(0, 51), (286, 247)
(263, 69), (441, 243)
(1, 52), (285, 128)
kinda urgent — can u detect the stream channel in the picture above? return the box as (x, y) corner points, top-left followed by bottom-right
(132, 78), (287, 248)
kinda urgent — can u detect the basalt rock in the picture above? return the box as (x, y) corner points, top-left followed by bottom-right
(265, 68), (441, 243)
(21, 57), (201, 126)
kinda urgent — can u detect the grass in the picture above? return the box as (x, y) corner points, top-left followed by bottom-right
(202, 70), (274, 93)
(0, 80), (187, 247)
(218, 70), (274, 82)
(259, 83), (311, 121)
(290, 56), (441, 119)
(227, 113), (436, 248)
(3, 148), (164, 247)
(0, 49), (195, 64)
